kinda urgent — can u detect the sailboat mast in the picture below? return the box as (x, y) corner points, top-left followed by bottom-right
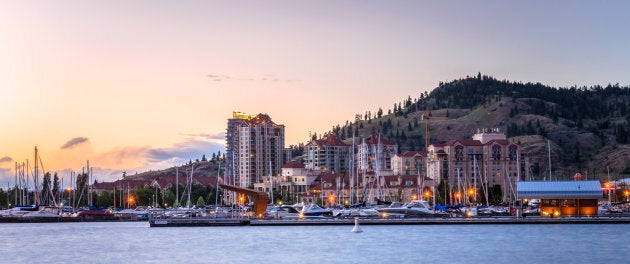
(216, 161), (221, 206)
(14, 162), (18, 206)
(547, 140), (552, 180)
(269, 160), (273, 204)
(175, 167), (179, 207)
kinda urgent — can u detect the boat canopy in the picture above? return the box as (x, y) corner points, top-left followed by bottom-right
(516, 181), (603, 199)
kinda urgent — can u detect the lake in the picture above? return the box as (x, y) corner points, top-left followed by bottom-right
(0, 222), (627, 263)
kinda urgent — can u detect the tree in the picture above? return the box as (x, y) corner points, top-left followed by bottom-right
(75, 172), (89, 207)
(377, 108), (383, 118)
(42, 172), (52, 205)
(52, 173), (60, 204)
(196, 196), (206, 207)
(202, 154), (207, 162)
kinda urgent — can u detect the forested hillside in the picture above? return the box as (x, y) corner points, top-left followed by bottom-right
(323, 74), (630, 179)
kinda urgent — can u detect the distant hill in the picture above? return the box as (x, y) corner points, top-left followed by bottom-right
(126, 160), (223, 181)
(325, 74), (630, 180)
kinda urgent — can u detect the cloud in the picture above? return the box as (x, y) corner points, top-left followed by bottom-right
(82, 137), (223, 182)
(0, 168), (12, 185)
(181, 132), (224, 141)
(61, 137), (89, 149)
(207, 73), (298, 83)
(0, 156), (12, 163)
(147, 138), (223, 163)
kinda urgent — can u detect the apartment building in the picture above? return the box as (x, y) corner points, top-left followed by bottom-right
(226, 112), (285, 187)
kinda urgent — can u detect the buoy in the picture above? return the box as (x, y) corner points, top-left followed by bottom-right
(351, 217), (363, 233)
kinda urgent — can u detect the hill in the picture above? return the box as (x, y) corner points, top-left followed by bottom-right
(326, 74), (630, 180)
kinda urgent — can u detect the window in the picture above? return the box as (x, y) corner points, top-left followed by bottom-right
(509, 146), (518, 161)
(406, 181), (413, 186)
(492, 146), (501, 160)
(390, 181), (398, 187)
(455, 146), (464, 161)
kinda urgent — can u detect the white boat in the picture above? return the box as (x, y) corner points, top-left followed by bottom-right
(376, 200), (440, 217)
(300, 204), (333, 217)
(21, 207), (61, 218)
(265, 205), (301, 219)
(333, 207), (381, 218)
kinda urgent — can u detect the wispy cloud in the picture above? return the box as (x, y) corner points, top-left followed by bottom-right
(147, 138), (223, 163)
(181, 132), (224, 141)
(61, 137), (89, 149)
(1, 136), (224, 184)
(206, 73), (298, 83)
(0, 156), (12, 163)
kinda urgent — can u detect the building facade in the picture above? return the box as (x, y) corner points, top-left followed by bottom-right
(392, 151), (428, 176)
(427, 129), (524, 205)
(305, 133), (351, 173)
(225, 112), (285, 187)
(357, 134), (398, 175)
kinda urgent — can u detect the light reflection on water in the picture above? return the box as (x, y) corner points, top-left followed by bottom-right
(0, 222), (628, 263)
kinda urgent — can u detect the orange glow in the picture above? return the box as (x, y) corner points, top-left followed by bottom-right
(412, 195), (418, 200)
(455, 193), (461, 199)
(468, 189), (475, 195)
(128, 196), (135, 204)
(424, 191), (430, 197)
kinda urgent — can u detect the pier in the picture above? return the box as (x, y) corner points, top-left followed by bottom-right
(147, 215), (630, 227)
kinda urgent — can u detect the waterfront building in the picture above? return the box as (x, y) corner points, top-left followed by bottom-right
(305, 133), (351, 173)
(300, 172), (435, 206)
(427, 129), (524, 204)
(357, 134), (398, 175)
(226, 112), (285, 188)
(392, 151), (427, 176)
(517, 181), (602, 216)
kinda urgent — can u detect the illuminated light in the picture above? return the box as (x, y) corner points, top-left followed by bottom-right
(455, 193), (461, 199)
(412, 195), (418, 200)
(466, 211), (473, 217)
(468, 189), (475, 195)
(278, 201), (283, 205)
(381, 212), (388, 218)
(424, 192), (430, 197)
(553, 211), (560, 217)
(298, 213), (304, 218)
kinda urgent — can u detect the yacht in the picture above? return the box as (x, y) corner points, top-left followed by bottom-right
(300, 204), (333, 217)
(265, 205), (301, 219)
(376, 200), (441, 217)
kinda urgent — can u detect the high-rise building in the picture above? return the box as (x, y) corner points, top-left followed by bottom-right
(226, 112), (285, 187)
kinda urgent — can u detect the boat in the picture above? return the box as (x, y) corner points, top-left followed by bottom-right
(300, 204), (333, 217)
(265, 205), (301, 219)
(376, 200), (442, 218)
(77, 209), (116, 220)
(21, 207), (61, 219)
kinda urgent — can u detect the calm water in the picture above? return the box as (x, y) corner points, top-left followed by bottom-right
(0, 221), (628, 263)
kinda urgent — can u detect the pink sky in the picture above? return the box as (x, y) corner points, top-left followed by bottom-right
(1, 1), (629, 184)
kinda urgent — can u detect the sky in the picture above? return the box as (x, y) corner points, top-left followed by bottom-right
(1, 1), (630, 185)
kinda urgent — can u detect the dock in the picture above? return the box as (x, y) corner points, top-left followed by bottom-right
(148, 215), (630, 227)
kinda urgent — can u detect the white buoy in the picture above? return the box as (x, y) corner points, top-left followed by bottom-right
(351, 217), (363, 233)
